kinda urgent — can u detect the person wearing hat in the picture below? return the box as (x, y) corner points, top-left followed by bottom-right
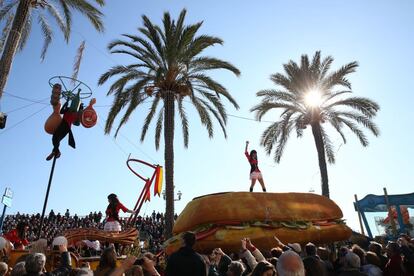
(104, 193), (137, 232)
(245, 141), (267, 192)
(273, 235), (302, 255)
(287, 243), (302, 255)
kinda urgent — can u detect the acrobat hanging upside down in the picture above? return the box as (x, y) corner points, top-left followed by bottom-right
(44, 83), (97, 161)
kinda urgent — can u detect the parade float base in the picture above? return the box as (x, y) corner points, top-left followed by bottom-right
(165, 192), (352, 254)
(6, 228), (138, 270)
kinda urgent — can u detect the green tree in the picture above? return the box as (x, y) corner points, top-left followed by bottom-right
(98, 9), (240, 238)
(251, 51), (379, 198)
(0, 0), (105, 100)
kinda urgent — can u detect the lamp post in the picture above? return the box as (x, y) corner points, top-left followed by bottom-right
(162, 187), (182, 201)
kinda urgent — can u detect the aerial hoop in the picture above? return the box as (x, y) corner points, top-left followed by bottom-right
(127, 158), (158, 181)
(48, 76), (92, 100)
(126, 156), (163, 225)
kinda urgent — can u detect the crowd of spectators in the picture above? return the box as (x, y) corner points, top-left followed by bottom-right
(1, 211), (414, 275)
(2, 211), (104, 244)
(2, 210), (168, 253)
(167, 233), (414, 276)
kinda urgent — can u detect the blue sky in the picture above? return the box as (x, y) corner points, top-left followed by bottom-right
(1, 0), (414, 236)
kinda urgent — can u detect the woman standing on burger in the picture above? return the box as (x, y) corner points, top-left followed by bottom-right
(245, 141), (267, 192)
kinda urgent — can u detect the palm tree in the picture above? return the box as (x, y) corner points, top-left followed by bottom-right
(0, 0), (105, 100)
(98, 9), (240, 238)
(251, 51), (379, 198)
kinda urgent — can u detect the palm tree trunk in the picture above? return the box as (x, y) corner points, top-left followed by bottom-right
(0, 0), (31, 100)
(163, 91), (175, 239)
(311, 122), (330, 198)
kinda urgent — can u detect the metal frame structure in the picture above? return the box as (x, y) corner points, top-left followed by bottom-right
(126, 156), (162, 226)
(354, 189), (414, 238)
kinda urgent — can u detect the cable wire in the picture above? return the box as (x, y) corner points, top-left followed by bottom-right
(3, 92), (49, 105)
(96, 121), (129, 157)
(0, 105), (49, 135)
(117, 132), (157, 163)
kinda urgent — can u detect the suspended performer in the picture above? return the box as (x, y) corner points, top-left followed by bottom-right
(245, 141), (266, 192)
(46, 97), (83, 161)
(104, 193), (137, 232)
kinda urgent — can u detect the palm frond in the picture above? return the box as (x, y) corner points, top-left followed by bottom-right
(105, 75), (130, 96)
(71, 40), (86, 83)
(177, 21), (202, 53)
(301, 54), (310, 71)
(309, 50), (321, 75)
(109, 49), (151, 65)
(140, 96), (161, 142)
(327, 97), (379, 118)
(322, 61), (358, 90)
(114, 89), (145, 137)
(175, 9), (187, 36)
(198, 97), (227, 138)
(154, 107), (164, 150)
(98, 65), (142, 85)
(270, 73), (295, 92)
(104, 91), (130, 134)
(0, 0), (17, 21)
(322, 90), (351, 104)
(319, 55), (334, 80)
(47, 2), (68, 41)
(294, 114), (305, 138)
(338, 117), (369, 146)
(190, 56), (240, 76)
(273, 115), (294, 163)
(327, 117), (347, 144)
(320, 125), (335, 164)
(256, 89), (297, 104)
(0, 12), (13, 53)
(336, 111), (380, 136)
(260, 121), (280, 155)
(191, 74), (239, 109)
(105, 78), (150, 133)
(65, 0), (104, 32)
(186, 35), (223, 58)
(18, 11), (31, 51)
(140, 15), (165, 65)
(250, 101), (300, 121)
(58, 0), (71, 38)
(38, 13), (53, 61)
(177, 97), (189, 147)
(198, 90), (227, 124)
(190, 96), (213, 138)
(94, 0), (105, 7)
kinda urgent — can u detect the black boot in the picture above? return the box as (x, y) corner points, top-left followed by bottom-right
(46, 151), (55, 161)
(249, 187), (253, 192)
(263, 188), (266, 192)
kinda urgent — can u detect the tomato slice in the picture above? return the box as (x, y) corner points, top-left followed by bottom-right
(196, 227), (219, 240)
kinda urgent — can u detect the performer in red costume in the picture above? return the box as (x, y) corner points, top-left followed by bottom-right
(104, 193), (137, 232)
(3, 222), (29, 249)
(245, 141), (267, 192)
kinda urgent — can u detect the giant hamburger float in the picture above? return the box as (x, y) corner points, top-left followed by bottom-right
(164, 192), (352, 254)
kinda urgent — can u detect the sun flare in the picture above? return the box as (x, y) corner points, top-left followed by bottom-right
(304, 89), (323, 107)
